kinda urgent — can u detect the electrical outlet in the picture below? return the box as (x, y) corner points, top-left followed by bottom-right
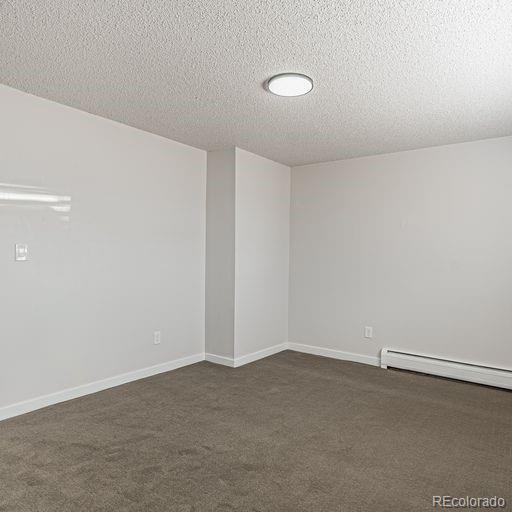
(364, 326), (373, 339)
(153, 331), (161, 345)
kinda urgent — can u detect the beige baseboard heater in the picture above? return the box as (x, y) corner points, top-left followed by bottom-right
(381, 348), (512, 390)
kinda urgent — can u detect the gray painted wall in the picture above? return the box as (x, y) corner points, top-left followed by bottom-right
(289, 136), (512, 369)
(0, 85), (206, 408)
(205, 149), (236, 358)
(234, 148), (290, 358)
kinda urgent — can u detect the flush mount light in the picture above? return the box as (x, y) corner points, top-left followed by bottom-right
(266, 73), (313, 97)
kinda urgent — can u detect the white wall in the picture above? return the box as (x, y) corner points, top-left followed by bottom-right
(0, 85), (206, 409)
(205, 149), (236, 358)
(290, 136), (512, 369)
(234, 148), (290, 358)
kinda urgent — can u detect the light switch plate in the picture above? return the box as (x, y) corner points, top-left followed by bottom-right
(15, 244), (28, 261)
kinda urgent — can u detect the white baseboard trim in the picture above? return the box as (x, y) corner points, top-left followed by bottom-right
(0, 352), (205, 422)
(206, 343), (289, 368)
(288, 342), (380, 367)
(234, 343), (288, 367)
(206, 342), (379, 369)
(205, 353), (235, 367)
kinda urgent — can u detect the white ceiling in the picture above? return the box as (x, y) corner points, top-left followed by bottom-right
(2, 1), (512, 166)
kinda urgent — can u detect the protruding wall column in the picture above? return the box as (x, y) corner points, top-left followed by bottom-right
(206, 148), (290, 366)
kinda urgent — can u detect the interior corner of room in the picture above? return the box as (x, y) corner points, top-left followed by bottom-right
(2, 82), (510, 420)
(1, 2), (512, 508)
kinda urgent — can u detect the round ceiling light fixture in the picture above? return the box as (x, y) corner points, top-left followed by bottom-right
(266, 73), (313, 97)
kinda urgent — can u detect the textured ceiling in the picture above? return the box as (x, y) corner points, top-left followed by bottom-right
(1, 1), (512, 166)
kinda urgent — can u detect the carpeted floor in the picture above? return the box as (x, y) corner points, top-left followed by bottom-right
(0, 350), (510, 512)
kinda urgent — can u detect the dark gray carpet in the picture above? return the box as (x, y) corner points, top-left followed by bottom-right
(0, 350), (510, 511)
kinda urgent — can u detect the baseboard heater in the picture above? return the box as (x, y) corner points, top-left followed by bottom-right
(381, 348), (512, 390)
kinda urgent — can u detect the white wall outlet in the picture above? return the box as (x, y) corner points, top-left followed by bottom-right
(364, 326), (373, 339)
(15, 243), (29, 261)
(153, 330), (161, 345)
